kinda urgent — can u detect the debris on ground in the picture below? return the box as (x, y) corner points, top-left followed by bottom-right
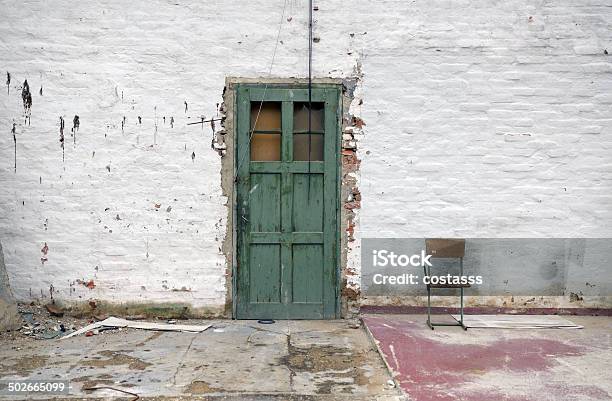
(348, 320), (361, 329)
(17, 303), (79, 340)
(62, 316), (211, 339)
(45, 302), (64, 317)
(83, 386), (139, 401)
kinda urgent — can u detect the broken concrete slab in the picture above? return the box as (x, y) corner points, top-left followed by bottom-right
(0, 320), (403, 400)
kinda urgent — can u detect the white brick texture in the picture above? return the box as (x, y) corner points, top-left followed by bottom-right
(0, 1), (610, 310)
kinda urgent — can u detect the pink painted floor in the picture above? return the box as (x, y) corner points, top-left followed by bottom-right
(363, 314), (612, 401)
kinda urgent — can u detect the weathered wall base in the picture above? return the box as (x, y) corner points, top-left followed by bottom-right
(361, 295), (612, 311)
(50, 299), (226, 319)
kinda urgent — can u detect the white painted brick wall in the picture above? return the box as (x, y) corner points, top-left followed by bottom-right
(0, 0), (610, 308)
(357, 0), (612, 239)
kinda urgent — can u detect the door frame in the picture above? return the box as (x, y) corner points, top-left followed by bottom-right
(231, 82), (342, 319)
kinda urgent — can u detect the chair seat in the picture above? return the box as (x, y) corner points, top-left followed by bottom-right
(428, 283), (471, 289)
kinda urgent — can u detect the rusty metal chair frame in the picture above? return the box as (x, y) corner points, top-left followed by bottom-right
(424, 239), (468, 330)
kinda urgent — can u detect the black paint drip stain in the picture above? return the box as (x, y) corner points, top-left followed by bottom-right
(39, 86), (43, 96)
(209, 118), (217, 150)
(191, 151), (195, 162)
(121, 116), (126, 132)
(11, 122), (16, 172)
(170, 116), (174, 128)
(138, 116), (142, 124)
(154, 106), (158, 145)
(59, 117), (65, 162)
(22, 80), (32, 125)
(71, 115), (79, 145)
(6, 72), (10, 95)
(184, 101), (188, 113)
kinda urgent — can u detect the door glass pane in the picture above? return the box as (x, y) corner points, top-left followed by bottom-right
(251, 133), (281, 161)
(251, 102), (281, 131)
(293, 134), (324, 161)
(293, 102), (324, 132)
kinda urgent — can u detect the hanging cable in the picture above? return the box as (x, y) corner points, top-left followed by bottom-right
(231, 0), (288, 319)
(234, 0), (288, 183)
(307, 0), (313, 200)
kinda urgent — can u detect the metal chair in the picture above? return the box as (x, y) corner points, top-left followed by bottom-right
(424, 239), (469, 330)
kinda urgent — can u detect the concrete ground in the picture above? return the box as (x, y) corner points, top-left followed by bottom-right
(362, 314), (612, 401)
(0, 319), (403, 400)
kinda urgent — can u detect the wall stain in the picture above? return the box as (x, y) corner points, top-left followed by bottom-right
(191, 151), (196, 162)
(22, 79), (32, 125)
(72, 115), (79, 145)
(170, 116), (174, 128)
(209, 118), (217, 150)
(184, 101), (188, 113)
(138, 116), (142, 124)
(75, 279), (95, 289)
(154, 106), (158, 145)
(6, 72), (10, 95)
(11, 122), (16, 172)
(59, 117), (65, 162)
(121, 116), (126, 133)
(41, 242), (49, 265)
(39, 85), (43, 96)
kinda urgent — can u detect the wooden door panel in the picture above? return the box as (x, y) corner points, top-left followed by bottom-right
(292, 173), (324, 233)
(249, 173), (281, 233)
(249, 244), (281, 303)
(236, 85), (339, 319)
(292, 244), (324, 303)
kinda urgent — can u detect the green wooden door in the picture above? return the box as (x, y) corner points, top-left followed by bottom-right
(235, 85), (340, 319)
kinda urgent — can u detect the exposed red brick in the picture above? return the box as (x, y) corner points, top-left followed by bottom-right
(352, 116), (366, 128)
(341, 285), (360, 301)
(344, 201), (361, 210)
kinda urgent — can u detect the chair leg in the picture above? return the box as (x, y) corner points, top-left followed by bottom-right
(460, 287), (467, 330)
(459, 257), (467, 330)
(427, 286), (434, 330)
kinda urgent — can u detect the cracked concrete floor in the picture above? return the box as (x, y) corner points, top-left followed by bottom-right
(0, 320), (403, 400)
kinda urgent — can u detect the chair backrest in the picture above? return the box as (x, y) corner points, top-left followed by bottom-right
(425, 239), (465, 258)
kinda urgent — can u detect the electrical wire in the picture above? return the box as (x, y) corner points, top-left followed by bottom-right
(307, 0), (313, 200)
(234, 0), (288, 182)
(231, 0), (288, 319)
